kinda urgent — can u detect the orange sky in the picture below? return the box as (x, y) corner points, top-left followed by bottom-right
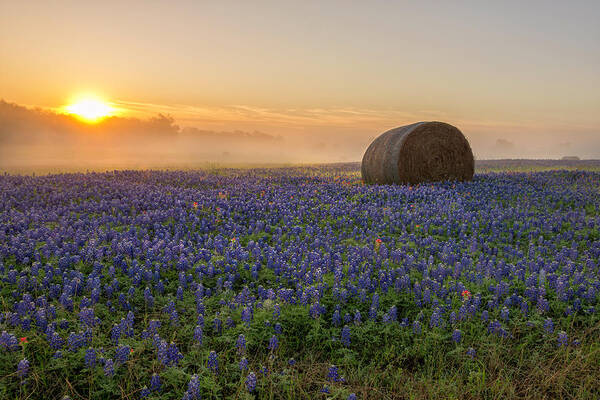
(1, 1), (599, 160)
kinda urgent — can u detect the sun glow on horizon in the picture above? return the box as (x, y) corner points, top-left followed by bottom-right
(63, 97), (115, 123)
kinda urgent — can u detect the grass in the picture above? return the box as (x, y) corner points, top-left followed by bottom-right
(1, 164), (599, 399)
(2, 280), (599, 399)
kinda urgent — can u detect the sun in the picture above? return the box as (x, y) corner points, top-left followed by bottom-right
(63, 97), (115, 123)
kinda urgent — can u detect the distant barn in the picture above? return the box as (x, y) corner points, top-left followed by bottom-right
(361, 121), (474, 185)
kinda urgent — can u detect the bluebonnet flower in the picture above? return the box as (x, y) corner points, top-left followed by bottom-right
(156, 339), (183, 367)
(382, 313), (391, 324)
(332, 310), (341, 327)
(341, 325), (351, 347)
(208, 350), (218, 373)
(388, 305), (397, 322)
(1, 331), (19, 351)
(564, 306), (574, 316)
(452, 329), (462, 344)
(423, 288), (431, 304)
(537, 297), (549, 313)
(500, 307), (509, 321)
(496, 327), (511, 339)
(487, 320), (502, 334)
(49, 331), (64, 350)
(185, 374), (200, 399)
(17, 358), (29, 378)
(328, 365), (340, 382)
(79, 307), (98, 327)
(166, 342), (183, 366)
(245, 371), (257, 392)
(239, 357), (248, 371)
(348, 394), (357, 400)
(449, 311), (457, 325)
(150, 373), (161, 392)
(143, 287), (154, 307)
(557, 331), (568, 347)
(481, 310), (489, 322)
(369, 307), (377, 320)
(115, 345), (130, 364)
(213, 315), (222, 334)
(466, 347), (476, 359)
(241, 307), (252, 326)
(148, 319), (161, 333)
(0, 166), (597, 397)
(237, 334), (246, 354)
(111, 323), (121, 345)
(21, 317), (32, 331)
(430, 309), (442, 328)
(193, 325), (203, 345)
(85, 347), (96, 368)
(520, 301), (529, 316)
(413, 320), (422, 335)
(268, 335), (279, 351)
(169, 309), (179, 326)
(343, 313), (352, 324)
(139, 387), (151, 398)
(309, 302), (323, 319)
(67, 332), (85, 352)
(104, 359), (115, 376)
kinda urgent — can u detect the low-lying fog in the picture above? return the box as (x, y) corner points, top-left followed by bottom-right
(1, 100), (598, 173)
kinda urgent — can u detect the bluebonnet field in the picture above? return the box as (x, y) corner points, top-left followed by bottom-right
(0, 164), (599, 399)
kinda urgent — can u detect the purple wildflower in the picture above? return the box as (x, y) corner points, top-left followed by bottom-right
(17, 358), (30, 378)
(452, 329), (462, 344)
(104, 359), (115, 376)
(85, 347), (96, 368)
(150, 373), (161, 392)
(341, 325), (351, 347)
(557, 331), (568, 347)
(268, 335), (278, 351)
(208, 350), (218, 373)
(245, 372), (257, 392)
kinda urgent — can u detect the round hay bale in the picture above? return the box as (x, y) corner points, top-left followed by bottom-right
(361, 121), (474, 185)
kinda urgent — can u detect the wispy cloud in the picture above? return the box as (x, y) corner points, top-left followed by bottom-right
(109, 99), (599, 139)
(109, 100), (426, 130)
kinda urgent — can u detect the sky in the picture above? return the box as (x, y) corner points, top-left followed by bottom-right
(1, 0), (599, 168)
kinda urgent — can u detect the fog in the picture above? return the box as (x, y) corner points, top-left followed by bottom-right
(0, 100), (352, 172)
(1, 100), (598, 173)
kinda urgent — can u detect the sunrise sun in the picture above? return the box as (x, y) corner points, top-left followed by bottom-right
(63, 97), (115, 122)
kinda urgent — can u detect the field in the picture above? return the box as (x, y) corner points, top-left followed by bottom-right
(1, 162), (599, 399)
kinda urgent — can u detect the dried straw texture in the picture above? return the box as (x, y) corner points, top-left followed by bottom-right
(361, 121), (474, 185)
